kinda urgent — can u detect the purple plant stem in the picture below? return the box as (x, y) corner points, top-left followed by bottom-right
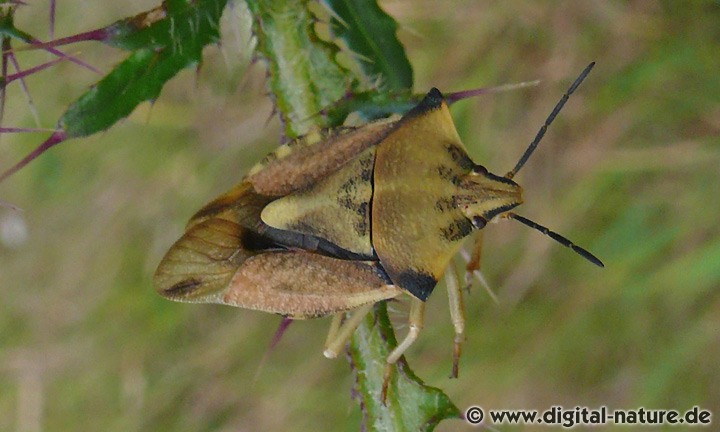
(268, 317), (294, 350)
(252, 317), (294, 381)
(7, 52), (42, 126)
(1, 38), (7, 124)
(24, 28), (109, 52)
(0, 127), (58, 133)
(49, 0), (56, 40)
(0, 130), (67, 182)
(24, 31), (106, 74)
(3, 55), (65, 86)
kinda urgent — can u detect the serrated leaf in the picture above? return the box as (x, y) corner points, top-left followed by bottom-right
(102, 0), (227, 51)
(322, 0), (413, 91)
(61, 0), (227, 138)
(1, 0), (228, 179)
(59, 49), (175, 137)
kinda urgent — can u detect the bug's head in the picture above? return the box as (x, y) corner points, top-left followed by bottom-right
(456, 163), (523, 229)
(460, 62), (604, 268)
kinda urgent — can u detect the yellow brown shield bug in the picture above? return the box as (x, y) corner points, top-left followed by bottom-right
(154, 62), (602, 395)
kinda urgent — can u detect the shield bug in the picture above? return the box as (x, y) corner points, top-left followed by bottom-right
(154, 62), (602, 393)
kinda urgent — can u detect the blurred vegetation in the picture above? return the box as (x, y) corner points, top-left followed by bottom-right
(1, 1), (719, 431)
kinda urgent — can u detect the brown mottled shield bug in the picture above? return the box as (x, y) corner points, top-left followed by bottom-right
(154, 62), (602, 389)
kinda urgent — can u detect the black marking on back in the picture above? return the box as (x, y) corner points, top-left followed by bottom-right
(420, 88), (444, 108)
(360, 161), (373, 182)
(259, 224), (375, 261)
(445, 142), (475, 171)
(164, 279), (201, 296)
(440, 217), (474, 242)
(334, 153), (374, 238)
(400, 88), (445, 122)
(436, 165), (461, 185)
(337, 175), (370, 237)
(434, 197), (456, 212)
(394, 270), (437, 301)
(354, 202), (369, 234)
(372, 263), (393, 285)
(240, 228), (280, 251)
(368, 145), (377, 263)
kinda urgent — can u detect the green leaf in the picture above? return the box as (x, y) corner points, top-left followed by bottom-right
(322, 0), (413, 91)
(102, 0), (227, 51)
(349, 303), (461, 431)
(1, 0), (228, 180)
(60, 0), (228, 138)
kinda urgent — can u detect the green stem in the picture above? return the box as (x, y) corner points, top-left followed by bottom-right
(245, 0), (459, 429)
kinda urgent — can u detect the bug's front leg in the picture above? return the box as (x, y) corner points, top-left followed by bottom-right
(461, 231), (499, 304)
(465, 230), (484, 276)
(445, 262), (465, 378)
(323, 304), (374, 359)
(382, 297), (426, 403)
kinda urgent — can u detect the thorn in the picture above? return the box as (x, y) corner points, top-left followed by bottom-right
(445, 80), (540, 105)
(4, 55), (66, 86)
(49, 0), (56, 40)
(253, 317), (293, 383)
(0, 130), (67, 182)
(381, 363), (392, 405)
(0, 127), (59, 133)
(6, 30), (107, 75)
(6, 52), (43, 126)
(459, 248), (500, 304)
(471, 269), (499, 304)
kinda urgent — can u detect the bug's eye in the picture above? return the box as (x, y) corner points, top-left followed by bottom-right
(471, 215), (487, 229)
(472, 164), (488, 175)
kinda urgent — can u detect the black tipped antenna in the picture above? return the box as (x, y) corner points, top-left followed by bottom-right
(506, 212), (604, 267)
(506, 62), (595, 179)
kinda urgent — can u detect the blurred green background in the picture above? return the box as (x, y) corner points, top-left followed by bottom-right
(1, 1), (719, 430)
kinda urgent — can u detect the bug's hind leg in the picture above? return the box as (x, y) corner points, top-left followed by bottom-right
(445, 262), (465, 378)
(382, 298), (425, 403)
(323, 304), (373, 359)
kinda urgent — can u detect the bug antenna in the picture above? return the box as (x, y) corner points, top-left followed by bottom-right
(505, 62), (595, 179)
(506, 212), (604, 267)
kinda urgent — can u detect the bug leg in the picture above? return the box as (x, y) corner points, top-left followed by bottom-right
(445, 263), (465, 378)
(382, 298), (425, 403)
(323, 304), (373, 359)
(460, 232), (499, 304)
(386, 298), (426, 363)
(324, 313), (343, 351)
(465, 230), (484, 277)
